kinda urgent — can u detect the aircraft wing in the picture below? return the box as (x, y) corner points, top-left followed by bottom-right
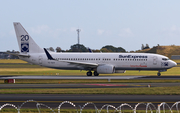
(5, 52), (30, 57)
(61, 60), (98, 67)
(44, 48), (98, 68)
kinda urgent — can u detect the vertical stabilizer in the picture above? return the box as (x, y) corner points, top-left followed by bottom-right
(13, 22), (44, 53)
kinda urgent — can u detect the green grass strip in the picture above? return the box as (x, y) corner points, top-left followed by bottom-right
(0, 87), (180, 95)
(0, 59), (27, 63)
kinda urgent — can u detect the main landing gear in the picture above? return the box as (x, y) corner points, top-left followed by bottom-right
(94, 71), (99, 76)
(87, 71), (92, 76)
(86, 71), (99, 76)
(157, 72), (161, 76)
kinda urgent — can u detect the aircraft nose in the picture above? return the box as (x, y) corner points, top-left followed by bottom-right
(170, 60), (177, 67)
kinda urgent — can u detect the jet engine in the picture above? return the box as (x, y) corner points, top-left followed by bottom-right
(97, 65), (115, 74)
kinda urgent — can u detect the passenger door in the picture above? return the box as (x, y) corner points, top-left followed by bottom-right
(39, 56), (43, 65)
(153, 56), (157, 65)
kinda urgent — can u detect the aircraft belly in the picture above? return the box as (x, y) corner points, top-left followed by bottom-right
(57, 62), (83, 70)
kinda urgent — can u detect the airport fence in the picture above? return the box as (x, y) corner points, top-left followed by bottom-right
(0, 100), (180, 113)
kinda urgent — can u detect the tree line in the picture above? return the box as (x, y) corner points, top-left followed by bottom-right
(2, 43), (153, 59)
(48, 44), (126, 53)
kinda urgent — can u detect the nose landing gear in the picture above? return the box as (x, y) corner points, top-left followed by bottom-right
(157, 70), (167, 76)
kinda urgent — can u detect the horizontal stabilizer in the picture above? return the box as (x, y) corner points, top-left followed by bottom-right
(5, 52), (30, 57)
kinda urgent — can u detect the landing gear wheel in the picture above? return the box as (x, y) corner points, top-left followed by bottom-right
(87, 71), (92, 76)
(94, 71), (99, 76)
(157, 72), (161, 76)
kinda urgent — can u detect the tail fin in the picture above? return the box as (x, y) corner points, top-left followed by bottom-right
(13, 22), (44, 53)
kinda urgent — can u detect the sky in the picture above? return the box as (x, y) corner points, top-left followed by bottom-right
(1, 0), (180, 52)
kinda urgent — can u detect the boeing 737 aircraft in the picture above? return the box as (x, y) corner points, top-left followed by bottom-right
(12, 22), (177, 76)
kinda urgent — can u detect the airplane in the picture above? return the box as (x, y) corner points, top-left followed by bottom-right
(12, 22), (177, 76)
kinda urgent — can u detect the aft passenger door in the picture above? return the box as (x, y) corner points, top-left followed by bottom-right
(39, 56), (43, 66)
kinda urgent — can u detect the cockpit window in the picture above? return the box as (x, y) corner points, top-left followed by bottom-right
(162, 58), (169, 61)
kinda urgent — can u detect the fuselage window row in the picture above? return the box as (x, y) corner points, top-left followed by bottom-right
(113, 59), (147, 61)
(54, 58), (147, 61)
(55, 58), (101, 61)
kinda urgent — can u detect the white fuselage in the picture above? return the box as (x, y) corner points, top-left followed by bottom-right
(20, 52), (177, 71)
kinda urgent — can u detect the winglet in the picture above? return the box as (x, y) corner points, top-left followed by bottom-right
(44, 48), (55, 60)
(88, 48), (93, 53)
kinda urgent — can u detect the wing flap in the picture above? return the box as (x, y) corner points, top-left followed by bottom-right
(61, 60), (98, 67)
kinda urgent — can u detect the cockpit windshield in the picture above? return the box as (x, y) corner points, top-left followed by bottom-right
(162, 58), (169, 61)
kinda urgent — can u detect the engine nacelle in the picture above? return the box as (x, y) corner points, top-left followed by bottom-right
(115, 70), (126, 73)
(97, 65), (115, 74)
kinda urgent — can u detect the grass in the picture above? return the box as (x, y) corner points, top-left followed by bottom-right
(0, 86), (180, 95)
(0, 59), (27, 63)
(0, 109), (87, 113)
(136, 45), (180, 58)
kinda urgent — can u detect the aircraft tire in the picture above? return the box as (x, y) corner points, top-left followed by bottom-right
(94, 71), (99, 76)
(87, 72), (92, 76)
(157, 72), (161, 76)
